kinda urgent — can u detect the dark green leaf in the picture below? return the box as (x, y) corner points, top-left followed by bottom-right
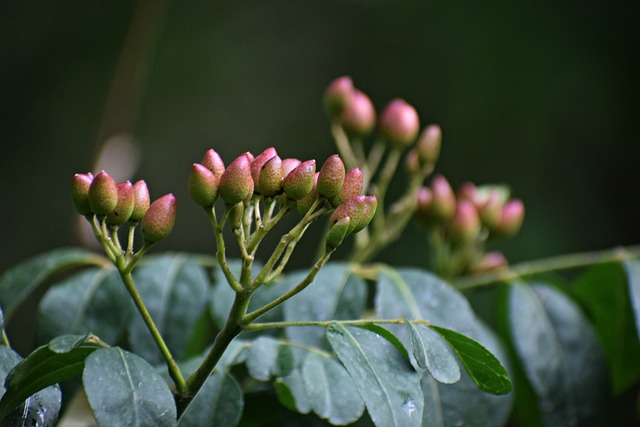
(430, 326), (510, 394)
(326, 323), (423, 427)
(83, 347), (177, 427)
(623, 259), (640, 339)
(179, 372), (243, 427)
(129, 254), (209, 363)
(283, 263), (366, 348)
(275, 370), (311, 414)
(357, 324), (409, 360)
(405, 322), (460, 384)
(0, 334), (99, 420)
(509, 283), (610, 426)
(1, 383), (61, 427)
(301, 352), (365, 425)
(0, 346), (22, 399)
(37, 268), (132, 345)
(246, 336), (294, 381)
(0, 248), (106, 321)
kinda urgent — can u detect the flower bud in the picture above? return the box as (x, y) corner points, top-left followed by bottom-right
(446, 200), (480, 244)
(494, 199), (524, 237)
(340, 90), (376, 138)
(405, 149), (420, 175)
(251, 147), (277, 190)
(428, 175), (456, 222)
(415, 186), (433, 225)
(258, 155), (283, 197)
(281, 158), (301, 177)
(296, 173), (319, 215)
(219, 153), (254, 205)
(416, 125), (442, 164)
(141, 194), (176, 243)
(325, 217), (351, 249)
(88, 171), (118, 216)
(201, 149), (225, 179)
(350, 195), (377, 233)
(283, 159), (316, 200)
(189, 163), (219, 207)
(228, 202), (244, 231)
(457, 182), (479, 205)
(317, 154), (345, 198)
(106, 181), (135, 226)
(130, 180), (150, 222)
(71, 173), (94, 215)
(330, 167), (363, 207)
(324, 76), (354, 117)
(379, 98), (420, 148)
(469, 251), (508, 274)
(478, 190), (503, 231)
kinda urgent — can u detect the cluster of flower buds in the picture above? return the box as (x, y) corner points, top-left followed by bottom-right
(71, 171), (176, 243)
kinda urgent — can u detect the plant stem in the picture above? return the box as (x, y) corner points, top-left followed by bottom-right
(372, 148), (402, 232)
(1, 329), (10, 348)
(453, 245), (640, 290)
(331, 121), (359, 171)
(208, 208), (242, 292)
(243, 318), (431, 331)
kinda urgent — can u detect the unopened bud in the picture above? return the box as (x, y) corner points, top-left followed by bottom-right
(478, 191), (503, 231)
(341, 90), (376, 138)
(141, 194), (177, 243)
(219, 153), (254, 205)
(325, 216), (351, 249)
(494, 199), (524, 237)
(251, 147), (277, 190)
(283, 160), (316, 200)
(258, 155), (283, 197)
(201, 149), (225, 179)
(405, 149), (420, 175)
(379, 99), (420, 148)
(416, 125), (442, 164)
(189, 163), (219, 207)
(330, 195), (375, 235)
(428, 175), (456, 222)
(106, 181), (135, 226)
(317, 154), (345, 198)
(88, 171), (118, 216)
(324, 76), (354, 117)
(228, 202), (244, 231)
(351, 195), (377, 233)
(470, 251), (508, 274)
(71, 173), (94, 215)
(296, 173), (319, 215)
(130, 180), (150, 222)
(330, 167), (363, 207)
(415, 186), (434, 225)
(282, 158), (301, 177)
(446, 200), (480, 244)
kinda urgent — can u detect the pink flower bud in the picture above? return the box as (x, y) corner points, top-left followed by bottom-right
(495, 199), (525, 237)
(258, 155), (284, 197)
(428, 175), (456, 222)
(88, 171), (118, 216)
(470, 251), (508, 274)
(251, 147), (277, 189)
(351, 195), (377, 233)
(325, 216), (351, 249)
(457, 182), (479, 206)
(71, 173), (94, 215)
(283, 160), (316, 200)
(379, 98), (420, 148)
(296, 173), (319, 215)
(324, 76), (355, 117)
(130, 180), (150, 222)
(416, 125), (442, 164)
(446, 200), (480, 244)
(219, 153), (254, 206)
(189, 163), (219, 207)
(141, 194), (177, 243)
(106, 181), (135, 226)
(201, 149), (225, 179)
(330, 167), (363, 207)
(282, 158), (301, 177)
(340, 90), (376, 138)
(317, 154), (346, 198)
(414, 186), (433, 225)
(478, 190), (503, 231)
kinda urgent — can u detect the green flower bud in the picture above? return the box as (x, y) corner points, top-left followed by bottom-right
(416, 125), (442, 164)
(494, 199), (524, 237)
(330, 167), (363, 207)
(405, 149), (420, 175)
(351, 195), (377, 233)
(251, 147), (277, 191)
(296, 172), (319, 215)
(88, 171), (118, 216)
(330, 195), (374, 235)
(219, 153), (254, 205)
(414, 186), (434, 225)
(201, 149), (225, 179)
(141, 194), (177, 243)
(325, 216), (351, 249)
(317, 154), (345, 198)
(341, 90), (376, 138)
(130, 180), (150, 222)
(71, 173), (94, 215)
(282, 158), (301, 177)
(324, 76), (354, 117)
(446, 200), (480, 244)
(189, 163), (219, 207)
(283, 159), (316, 200)
(106, 181), (135, 226)
(428, 175), (456, 223)
(379, 98), (420, 149)
(258, 155), (283, 197)
(478, 190), (503, 231)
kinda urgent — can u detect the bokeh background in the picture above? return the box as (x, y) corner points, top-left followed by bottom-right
(2, 0), (639, 274)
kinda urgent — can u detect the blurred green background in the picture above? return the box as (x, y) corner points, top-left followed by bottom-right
(1, 0), (639, 274)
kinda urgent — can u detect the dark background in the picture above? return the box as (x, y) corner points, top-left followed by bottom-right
(1, 0), (639, 274)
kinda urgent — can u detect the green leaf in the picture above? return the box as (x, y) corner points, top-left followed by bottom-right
(301, 352), (365, 425)
(326, 323), (423, 427)
(0, 334), (100, 420)
(570, 262), (640, 393)
(0, 346), (22, 400)
(508, 283), (610, 426)
(623, 259), (640, 339)
(405, 322), (460, 384)
(0, 248), (106, 321)
(83, 347), (177, 427)
(37, 268), (132, 345)
(245, 336), (294, 381)
(129, 254), (209, 363)
(283, 263), (366, 348)
(275, 370), (311, 414)
(0, 382), (61, 427)
(178, 372), (243, 427)
(430, 326), (510, 394)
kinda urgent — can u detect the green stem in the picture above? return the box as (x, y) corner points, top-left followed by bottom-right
(123, 241), (153, 274)
(126, 223), (137, 258)
(265, 223), (311, 283)
(365, 140), (386, 189)
(372, 148), (402, 232)
(331, 121), (359, 171)
(208, 208), (242, 293)
(243, 318), (431, 331)
(246, 202), (290, 255)
(453, 245), (640, 290)
(1, 329), (10, 347)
